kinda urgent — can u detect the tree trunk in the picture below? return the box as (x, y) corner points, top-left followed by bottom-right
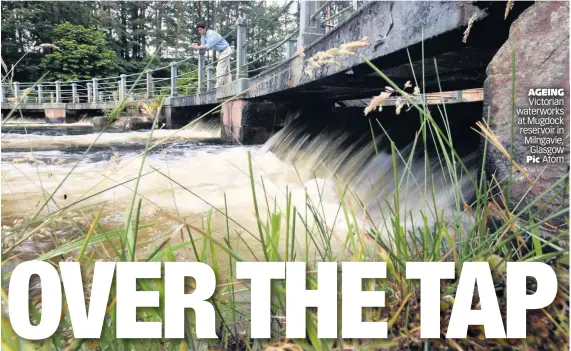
(120, 2), (127, 59)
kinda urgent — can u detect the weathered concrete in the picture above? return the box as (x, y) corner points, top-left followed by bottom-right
(297, 0), (326, 49)
(221, 100), (290, 144)
(168, 92), (217, 108)
(244, 1), (488, 100)
(44, 106), (66, 124)
(483, 1), (569, 226)
(163, 105), (214, 129)
(216, 78), (250, 100)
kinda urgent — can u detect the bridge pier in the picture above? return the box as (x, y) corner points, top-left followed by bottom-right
(221, 100), (269, 144)
(44, 105), (74, 124)
(164, 106), (175, 129)
(221, 99), (303, 144)
(163, 105), (207, 129)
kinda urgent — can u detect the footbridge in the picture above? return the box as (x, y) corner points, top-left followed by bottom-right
(2, 1), (528, 142)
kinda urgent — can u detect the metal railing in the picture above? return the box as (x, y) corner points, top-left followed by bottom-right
(1, 1), (363, 105)
(311, 1), (358, 32)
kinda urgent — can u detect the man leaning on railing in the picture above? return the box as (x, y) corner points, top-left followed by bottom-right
(191, 22), (233, 88)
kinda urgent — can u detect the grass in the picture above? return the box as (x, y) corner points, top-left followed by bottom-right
(1, 38), (569, 351)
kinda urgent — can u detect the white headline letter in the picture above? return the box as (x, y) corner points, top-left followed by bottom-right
(506, 262), (557, 337)
(447, 263), (506, 338)
(406, 262), (455, 338)
(60, 262), (115, 338)
(164, 262), (217, 338)
(286, 262), (337, 338)
(342, 262), (387, 338)
(9, 261), (62, 340)
(236, 262), (285, 338)
(116, 262), (161, 338)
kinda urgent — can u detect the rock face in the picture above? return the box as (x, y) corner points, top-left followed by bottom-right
(483, 1), (569, 225)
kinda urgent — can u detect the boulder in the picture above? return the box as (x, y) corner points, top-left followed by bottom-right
(483, 1), (569, 226)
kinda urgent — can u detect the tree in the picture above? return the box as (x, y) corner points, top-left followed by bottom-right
(1, 1), (99, 81)
(1, 1), (301, 82)
(39, 21), (119, 81)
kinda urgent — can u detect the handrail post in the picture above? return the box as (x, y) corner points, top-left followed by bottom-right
(37, 84), (43, 104)
(1, 84), (5, 103)
(50, 92), (55, 103)
(87, 83), (93, 103)
(92, 78), (99, 102)
(352, 0), (358, 10)
(146, 69), (154, 98)
(206, 66), (214, 91)
(310, 1), (331, 21)
(198, 50), (205, 93)
(72, 83), (77, 103)
(287, 38), (297, 59)
(298, 0), (325, 50)
(236, 18), (248, 79)
(170, 62), (178, 97)
(120, 74), (127, 100)
(55, 81), (62, 103)
(13, 82), (20, 101)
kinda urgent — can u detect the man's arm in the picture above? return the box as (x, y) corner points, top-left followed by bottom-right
(192, 30), (223, 50)
(191, 35), (208, 50)
(190, 35), (208, 50)
(203, 30), (223, 50)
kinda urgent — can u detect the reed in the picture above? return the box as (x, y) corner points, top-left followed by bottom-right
(1, 40), (568, 351)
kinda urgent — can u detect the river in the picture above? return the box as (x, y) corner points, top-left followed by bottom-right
(1, 116), (476, 273)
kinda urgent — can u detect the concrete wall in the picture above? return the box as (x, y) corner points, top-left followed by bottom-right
(44, 106), (66, 123)
(220, 99), (294, 144)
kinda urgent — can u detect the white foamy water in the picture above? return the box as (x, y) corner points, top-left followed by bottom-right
(3, 121), (94, 129)
(1, 119), (476, 261)
(1, 120), (221, 151)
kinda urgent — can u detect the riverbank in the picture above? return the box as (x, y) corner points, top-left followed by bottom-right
(1, 109), (568, 350)
(2, 114), (568, 349)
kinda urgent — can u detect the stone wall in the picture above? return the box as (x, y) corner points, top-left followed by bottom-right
(483, 1), (569, 226)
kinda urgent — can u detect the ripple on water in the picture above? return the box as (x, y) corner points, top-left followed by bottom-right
(2, 118), (477, 276)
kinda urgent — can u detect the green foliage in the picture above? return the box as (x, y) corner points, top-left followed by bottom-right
(2, 1), (301, 82)
(177, 62), (199, 95)
(0, 1), (99, 81)
(104, 104), (125, 123)
(40, 22), (119, 81)
(1, 9), (568, 350)
(2, 50), (569, 349)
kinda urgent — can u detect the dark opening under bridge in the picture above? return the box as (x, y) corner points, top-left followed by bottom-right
(1, 1), (528, 143)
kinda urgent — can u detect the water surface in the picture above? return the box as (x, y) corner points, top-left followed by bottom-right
(1, 118), (474, 267)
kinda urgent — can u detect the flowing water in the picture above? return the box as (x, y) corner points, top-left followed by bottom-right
(1, 116), (477, 271)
